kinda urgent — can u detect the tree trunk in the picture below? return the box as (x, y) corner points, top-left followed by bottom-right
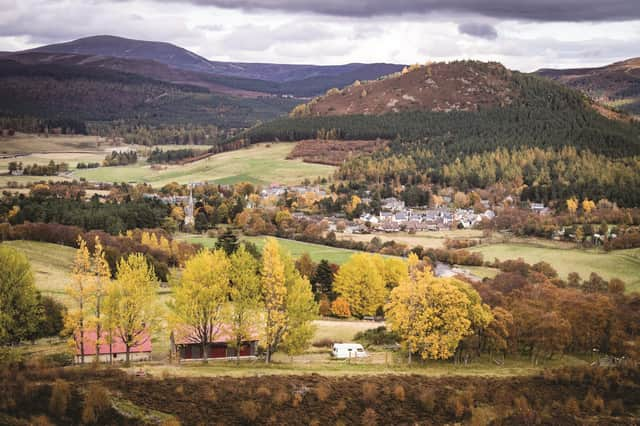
(202, 340), (208, 363)
(125, 345), (131, 365)
(95, 299), (101, 364)
(236, 338), (241, 365)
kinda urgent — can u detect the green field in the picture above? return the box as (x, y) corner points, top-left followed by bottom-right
(183, 234), (358, 264)
(1, 240), (76, 302)
(339, 229), (485, 249)
(471, 243), (640, 291)
(74, 143), (334, 186)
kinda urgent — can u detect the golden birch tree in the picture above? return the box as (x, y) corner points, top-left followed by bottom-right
(260, 238), (287, 363)
(385, 256), (478, 360)
(90, 237), (111, 363)
(65, 237), (93, 364)
(333, 253), (387, 317)
(106, 253), (159, 364)
(169, 249), (230, 362)
(229, 245), (262, 363)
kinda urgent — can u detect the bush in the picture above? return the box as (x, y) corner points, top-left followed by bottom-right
(419, 389), (435, 412)
(361, 408), (378, 426)
(565, 397), (580, 417)
(331, 297), (351, 318)
(43, 352), (73, 367)
(393, 384), (406, 401)
(81, 384), (110, 424)
(362, 382), (378, 402)
(315, 384), (331, 402)
(238, 401), (260, 422)
(354, 326), (400, 346)
(48, 379), (70, 418)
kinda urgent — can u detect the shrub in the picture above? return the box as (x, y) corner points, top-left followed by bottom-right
(448, 395), (466, 419)
(256, 385), (271, 397)
(419, 389), (435, 412)
(312, 337), (334, 348)
(43, 352), (73, 367)
(30, 415), (54, 426)
(315, 384), (331, 401)
(334, 399), (347, 414)
(272, 388), (289, 405)
(48, 379), (70, 418)
(81, 384), (110, 424)
(565, 397), (580, 417)
(355, 326), (400, 346)
(292, 393), (303, 407)
(393, 384), (406, 401)
(239, 401), (260, 422)
(362, 408), (378, 426)
(608, 399), (625, 416)
(583, 391), (605, 414)
(362, 382), (378, 402)
(331, 297), (351, 318)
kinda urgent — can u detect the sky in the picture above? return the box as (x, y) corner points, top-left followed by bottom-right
(1, 0), (639, 71)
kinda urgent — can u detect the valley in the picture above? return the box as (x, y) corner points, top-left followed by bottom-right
(1, 29), (640, 425)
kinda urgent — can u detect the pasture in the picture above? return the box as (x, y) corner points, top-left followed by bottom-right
(183, 234), (358, 264)
(471, 243), (640, 292)
(0, 240), (76, 303)
(73, 143), (335, 186)
(338, 229), (485, 249)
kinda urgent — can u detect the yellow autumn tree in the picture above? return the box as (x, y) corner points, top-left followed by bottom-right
(169, 249), (231, 362)
(345, 195), (362, 215)
(229, 246), (262, 364)
(566, 197), (578, 215)
(385, 254), (485, 360)
(65, 237), (93, 364)
(582, 198), (596, 216)
(260, 238), (287, 363)
(280, 253), (317, 359)
(89, 237), (111, 363)
(105, 253), (159, 364)
(333, 253), (388, 317)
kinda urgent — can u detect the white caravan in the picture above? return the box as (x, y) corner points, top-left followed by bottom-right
(332, 343), (368, 359)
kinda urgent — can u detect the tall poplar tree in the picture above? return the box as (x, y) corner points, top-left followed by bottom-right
(65, 237), (93, 364)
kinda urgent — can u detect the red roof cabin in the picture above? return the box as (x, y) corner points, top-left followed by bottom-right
(74, 330), (152, 364)
(172, 324), (259, 361)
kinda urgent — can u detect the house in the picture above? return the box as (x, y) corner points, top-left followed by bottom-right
(172, 324), (259, 361)
(381, 197), (405, 212)
(74, 330), (152, 364)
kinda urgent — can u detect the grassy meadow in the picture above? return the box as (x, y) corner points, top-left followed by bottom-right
(471, 243), (640, 292)
(338, 229), (485, 249)
(183, 234), (358, 264)
(1, 240), (76, 303)
(74, 143), (334, 186)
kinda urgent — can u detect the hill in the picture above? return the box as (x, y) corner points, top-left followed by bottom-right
(243, 60), (640, 157)
(536, 58), (640, 115)
(291, 61), (517, 116)
(0, 59), (299, 130)
(25, 35), (404, 96)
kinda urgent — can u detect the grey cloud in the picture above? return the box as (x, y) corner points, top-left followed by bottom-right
(165, 0), (640, 21)
(458, 22), (497, 40)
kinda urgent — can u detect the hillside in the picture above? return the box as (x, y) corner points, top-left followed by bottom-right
(243, 60), (640, 157)
(291, 61), (517, 116)
(537, 58), (640, 115)
(0, 59), (298, 129)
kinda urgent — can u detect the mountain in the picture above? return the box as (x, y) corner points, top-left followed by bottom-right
(27, 35), (404, 93)
(241, 60), (640, 158)
(289, 61), (516, 116)
(0, 58), (299, 129)
(28, 35), (217, 74)
(536, 58), (640, 115)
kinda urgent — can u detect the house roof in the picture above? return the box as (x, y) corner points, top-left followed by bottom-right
(173, 324), (259, 345)
(75, 330), (152, 356)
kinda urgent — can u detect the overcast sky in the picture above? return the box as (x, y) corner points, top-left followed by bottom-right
(1, 0), (639, 71)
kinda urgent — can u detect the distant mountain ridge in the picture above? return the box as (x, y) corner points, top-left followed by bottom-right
(536, 58), (640, 115)
(25, 35), (404, 90)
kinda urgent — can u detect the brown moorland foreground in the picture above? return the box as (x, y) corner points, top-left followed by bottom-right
(2, 362), (639, 425)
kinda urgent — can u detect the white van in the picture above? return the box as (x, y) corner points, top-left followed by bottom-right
(332, 343), (368, 359)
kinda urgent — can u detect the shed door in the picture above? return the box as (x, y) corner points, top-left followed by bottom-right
(210, 345), (227, 358)
(184, 345), (192, 359)
(240, 344), (251, 356)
